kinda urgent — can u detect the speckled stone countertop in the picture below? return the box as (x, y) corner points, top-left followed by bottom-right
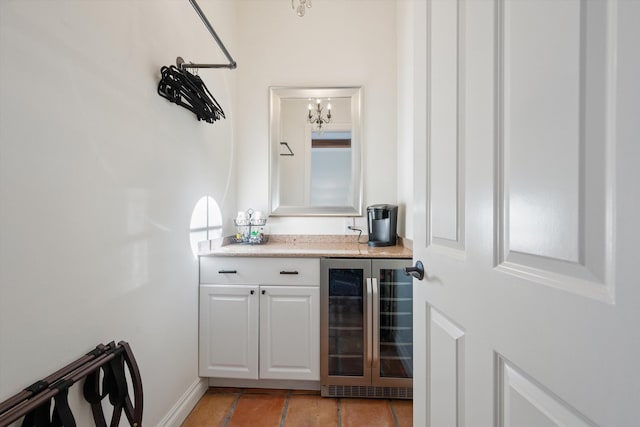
(198, 235), (413, 259)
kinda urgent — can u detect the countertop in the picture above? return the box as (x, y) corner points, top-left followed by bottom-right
(198, 235), (413, 259)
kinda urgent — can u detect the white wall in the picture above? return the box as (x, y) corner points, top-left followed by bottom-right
(235, 0), (399, 235)
(0, 1), (237, 425)
(396, 0), (417, 240)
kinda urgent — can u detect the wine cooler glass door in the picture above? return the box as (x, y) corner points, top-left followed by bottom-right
(321, 259), (372, 386)
(372, 259), (413, 387)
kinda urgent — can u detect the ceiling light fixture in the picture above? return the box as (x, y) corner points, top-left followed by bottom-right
(292, 0), (312, 17)
(308, 98), (331, 130)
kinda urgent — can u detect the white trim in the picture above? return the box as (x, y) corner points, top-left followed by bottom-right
(157, 378), (208, 427)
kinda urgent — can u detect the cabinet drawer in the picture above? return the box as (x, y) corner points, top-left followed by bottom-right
(200, 257), (320, 286)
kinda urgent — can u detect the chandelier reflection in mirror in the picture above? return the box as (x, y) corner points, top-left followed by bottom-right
(292, 0), (312, 17)
(308, 98), (331, 131)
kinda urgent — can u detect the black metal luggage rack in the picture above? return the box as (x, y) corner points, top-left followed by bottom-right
(0, 341), (143, 427)
(233, 209), (268, 245)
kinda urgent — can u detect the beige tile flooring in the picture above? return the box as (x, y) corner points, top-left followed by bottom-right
(182, 387), (413, 427)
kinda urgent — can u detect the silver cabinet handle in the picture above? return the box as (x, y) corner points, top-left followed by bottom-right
(366, 278), (373, 367)
(371, 278), (379, 372)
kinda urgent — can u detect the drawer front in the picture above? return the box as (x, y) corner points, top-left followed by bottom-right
(200, 257), (320, 286)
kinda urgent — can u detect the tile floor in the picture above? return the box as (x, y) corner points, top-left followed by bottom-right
(182, 387), (413, 427)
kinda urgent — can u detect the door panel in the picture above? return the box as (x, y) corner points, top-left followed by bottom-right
(502, 0), (583, 263)
(495, 0), (613, 302)
(430, 0), (464, 248)
(429, 307), (465, 427)
(496, 357), (595, 427)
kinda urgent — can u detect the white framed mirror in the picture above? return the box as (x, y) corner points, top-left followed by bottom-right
(269, 87), (363, 216)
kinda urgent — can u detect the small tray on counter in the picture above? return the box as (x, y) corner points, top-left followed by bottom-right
(232, 231), (269, 245)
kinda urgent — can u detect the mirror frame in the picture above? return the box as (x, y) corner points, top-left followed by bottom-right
(269, 86), (363, 216)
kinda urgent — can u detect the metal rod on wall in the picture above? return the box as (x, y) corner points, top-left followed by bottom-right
(178, 0), (237, 70)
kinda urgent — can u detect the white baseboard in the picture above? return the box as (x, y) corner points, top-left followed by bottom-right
(158, 378), (208, 427)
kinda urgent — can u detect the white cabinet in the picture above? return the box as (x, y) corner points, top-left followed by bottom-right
(199, 257), (320, 381)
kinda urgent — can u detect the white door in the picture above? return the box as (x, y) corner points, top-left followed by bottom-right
(199, 284), (259, 379)
(412, 0), (640, 426)
(259, 285), (320, 380)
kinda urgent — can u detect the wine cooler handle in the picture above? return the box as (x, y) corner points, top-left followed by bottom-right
(371, 278), (379, 371)
(366, 278), (373, 367)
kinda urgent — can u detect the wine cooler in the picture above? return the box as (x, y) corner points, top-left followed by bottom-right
(320, 258), (413, 399)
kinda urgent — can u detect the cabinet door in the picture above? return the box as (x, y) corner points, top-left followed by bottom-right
(371, 259), (413, 388)
(199, 285), (259, 379)
(259, 285), (320, 380)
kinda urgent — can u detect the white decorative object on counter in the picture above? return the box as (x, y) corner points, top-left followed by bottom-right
(234, 208), (268, 244)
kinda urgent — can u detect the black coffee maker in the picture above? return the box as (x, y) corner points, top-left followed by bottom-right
(367, 204), (398, 247)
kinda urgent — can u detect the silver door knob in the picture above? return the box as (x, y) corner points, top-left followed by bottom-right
(405, 260), (424, 280)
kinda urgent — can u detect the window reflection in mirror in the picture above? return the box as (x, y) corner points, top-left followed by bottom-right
(311, 130), (352, 206)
